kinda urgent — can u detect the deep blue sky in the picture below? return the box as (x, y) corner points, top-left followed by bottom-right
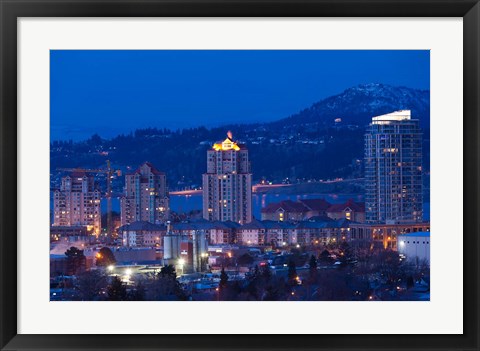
(51, 50), (429, 141)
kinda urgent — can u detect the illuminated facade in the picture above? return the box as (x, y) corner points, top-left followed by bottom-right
(202, 132), (252, 224)
(53, 172), (101, 234)
(365, 110), (423, 224)
(120, 162), (169, 225)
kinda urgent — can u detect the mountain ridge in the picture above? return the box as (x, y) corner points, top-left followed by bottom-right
(50, 83), (430, 188)
(269, 83), (429, 130)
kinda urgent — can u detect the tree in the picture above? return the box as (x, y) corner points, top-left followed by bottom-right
(264, 282), (280, 301)
(143, 265), (188, 301)
(75, 270), (108, 301)
(95, 247), (116, 267)
(160, 264), (176, 278)
(107, 276), (127, 301)
(339, 241), (354, 264)
(309, 254), (318, 282)
(261, 265), (272, 280)
(65, 246), (86, 275)
(219, 267), (229, 289)
(128, 281), (146, 301)
(406, 275), (415, 289)
(319, 249), (333, 265)
(237, 253), (254, 266)
(287, 260), (298, 286)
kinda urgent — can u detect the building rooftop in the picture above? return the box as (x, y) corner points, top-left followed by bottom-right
(126, 162), (165, 176)
(299, 198), (332, 212)
(372, 110), (411, 122)
(261, 200), (309, 214)
(239, 219), (266, 230)
(327, 199), (365, 213)
(212, 131), (246, 151)
(398, 231), (430, 237)
(118, 221), (166, 232)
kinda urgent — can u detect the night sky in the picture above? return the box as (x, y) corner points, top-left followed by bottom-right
(50, 50), (429, 141)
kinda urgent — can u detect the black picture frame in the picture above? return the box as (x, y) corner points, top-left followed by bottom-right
(1, 1), (478, 350)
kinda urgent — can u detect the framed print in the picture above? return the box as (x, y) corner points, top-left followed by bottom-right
(1, 0), (479, 350)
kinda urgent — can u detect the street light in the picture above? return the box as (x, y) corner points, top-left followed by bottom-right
(178, 258), (185, 276)
(107, 265), (114, 272)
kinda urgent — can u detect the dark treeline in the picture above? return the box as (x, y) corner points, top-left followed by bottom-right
(50, 124), (367, 187)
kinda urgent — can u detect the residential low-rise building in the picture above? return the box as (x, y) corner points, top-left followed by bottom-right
(236, 219), (266, 245)
(299, 198), (332, 217)
(326, 199), (366, 223)
(261, 200), (311, 221)
(118, 221), (166, 247)
(50, 225), (93, 243)
(260, 197), (366, 223)
(235, 218), (350, 246)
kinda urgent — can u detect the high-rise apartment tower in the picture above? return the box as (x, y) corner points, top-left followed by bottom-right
(202, 132), (252, 224)
(120, 162), (169, 225)
(53, 172), (101, 234)
(365, 110), (423, 224)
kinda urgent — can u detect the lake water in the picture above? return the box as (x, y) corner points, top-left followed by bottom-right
(101, 193), (430, 221)
(168, 193), (430, 221)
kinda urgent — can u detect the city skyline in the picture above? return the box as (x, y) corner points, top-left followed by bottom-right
(50, 50), (430, 302)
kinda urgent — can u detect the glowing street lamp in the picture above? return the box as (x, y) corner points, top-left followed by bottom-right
(107, 265), (114, 272)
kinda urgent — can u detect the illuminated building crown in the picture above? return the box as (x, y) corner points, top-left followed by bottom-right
(213, 131), (241, 151)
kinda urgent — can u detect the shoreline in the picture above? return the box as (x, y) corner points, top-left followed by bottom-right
(170, 179), (365, 196)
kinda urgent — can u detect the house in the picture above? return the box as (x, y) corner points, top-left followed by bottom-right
(299, 198), (332, 218)
(261, 200), (310, 221)
(261, 198), (334, 221)
(326, 199), (366, 223)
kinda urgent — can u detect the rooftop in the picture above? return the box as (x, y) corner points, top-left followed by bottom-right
(326, 199), (365, 213)
(398, 231), (430, 238)
(212, 131), (246, 152)
(372, 110), (411, 122)
(118, 221), (166, 232)
(300, 198), (332, 212)
(261, 200), (309, 214)
(126, 162), (165, 176)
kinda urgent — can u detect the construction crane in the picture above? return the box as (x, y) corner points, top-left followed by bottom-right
(57, 160), (122, 243)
